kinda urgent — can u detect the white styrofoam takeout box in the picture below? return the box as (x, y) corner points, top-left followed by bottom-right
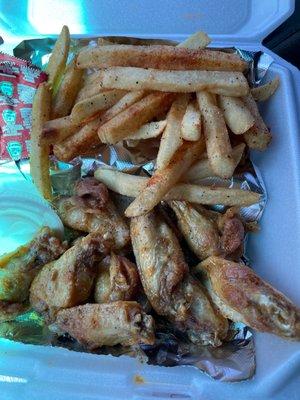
(0, 1), (299, 399)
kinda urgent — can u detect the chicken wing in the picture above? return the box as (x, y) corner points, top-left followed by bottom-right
(0, 227), (67, 321)
(179, 276), (228, 346)
(30, 233), (110, 321)
(197, 256), (300, 340)
(55, 301), (155, 349)
(169, 201), (244, 260)
(94, 253), (140, 303)
(169, 200), (220, 259)
(130, 211), (228, 346)
(56, 178), (130, 250)
(130, 211), (189, 322)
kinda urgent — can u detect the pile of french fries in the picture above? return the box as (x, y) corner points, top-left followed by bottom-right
(30, 26), (279, 214)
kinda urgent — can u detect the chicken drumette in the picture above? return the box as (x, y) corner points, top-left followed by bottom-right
(57, 177), (130, 250)
(30, 233), (110, 321)
(169, 201), (244, 260)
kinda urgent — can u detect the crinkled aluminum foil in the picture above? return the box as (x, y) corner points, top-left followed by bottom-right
(0, 36), (275, 382)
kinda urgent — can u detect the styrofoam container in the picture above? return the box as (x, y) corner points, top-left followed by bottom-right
(0, 1), (299, 399)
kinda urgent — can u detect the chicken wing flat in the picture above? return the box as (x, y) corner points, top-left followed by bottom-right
(130, 211), (228, 346)
(130, 211), (189, 322)
(197, 256), (300, 340)
(30, 233), (110, 321)
(57, 178), (130, 250)
(55, 301), (155, 349)
(94, 252), (140, 303)
(169, 201), (244, 260)
(0, 227), (67, 321)
(169, 200), (220, 259)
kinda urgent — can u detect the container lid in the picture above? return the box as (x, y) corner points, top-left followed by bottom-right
(0, 0), (294, 44)
(0, 162), (63, 257)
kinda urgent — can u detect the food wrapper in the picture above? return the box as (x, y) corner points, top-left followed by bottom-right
(0, 36), (274, 382)
(0, 53), (47, 160)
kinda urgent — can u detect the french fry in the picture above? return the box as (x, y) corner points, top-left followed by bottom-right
(251, 77), (279, 102)
(178, 31), (211, 49)
(70, 89), (127, 124)
(182, 143), (245, 182)
(30, 83), (52, 200)
(197, 91), (235, 178)
(77, 45), (246, 71)
(181, 99), (201, 141)
(75, 71), (107, 103)
(123, 120), (166, 141)
(94, 168), (260, 207)
(94, 67), (249, 96)
(41, 116), (81, 145)
(156, 94), (189, 169)
(218, 95), (255, 135)
(242, 94), (272, 150)
(98, 92), (175, 145)
(53, 118), (101, 161)
(51, 59), (84, 119)
(53, 91), (146, 160)
(46, 25), (70, 90)
(124, 139), (206, 217)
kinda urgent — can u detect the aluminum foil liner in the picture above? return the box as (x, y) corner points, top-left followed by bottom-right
(0, 36), (275, 382)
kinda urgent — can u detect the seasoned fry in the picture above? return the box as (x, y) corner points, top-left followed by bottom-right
(183, 143), (245, 181)
(98, 92), (175, 144)
(178, 31), (211, 49)
(164, 184), (259, 206)
(124, 139), (206, 217)
(156, 94), (189, 169)
(51, 59), (84, 119)
(251, 77), (279, 102)
(94, 67), (249, 96)
(95, 168), (259, 207)
(197, 91), (235, 178)
(30, 83), (52, 200)
(75, 72), (109, 103)
(41, 116), (81, 145)
(218, 95), (255, 135)
(54, 91), (146, 161)
(123, 120), (166, 141)
(242, 94), (272, 150)
(53, 118), (101, 161)
(181, 99), (201, 141)
(77, 45), (247, 71)
(46, 25), (70, 90)
(70, 89), (126, 124)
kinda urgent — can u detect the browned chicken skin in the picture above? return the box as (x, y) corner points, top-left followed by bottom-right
(0, 227), (67, 321)
(196, 257), (300, 340)
(130, 211), (228, 346)
(55, 301), (155, 349)
(94, 253), (140, 303)
(169, 201), (244, 260)
(131, 211), (189, 322)
(56, 178), (130, 250)
(30, 233), (110, 321)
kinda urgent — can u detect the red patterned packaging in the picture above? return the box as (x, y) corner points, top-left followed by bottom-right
(0, 53), (47, 160)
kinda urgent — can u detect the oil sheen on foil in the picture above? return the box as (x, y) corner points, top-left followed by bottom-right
(0, 36), (274, 382)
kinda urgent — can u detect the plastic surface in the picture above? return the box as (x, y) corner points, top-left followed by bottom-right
(0, 1), (300, 399)
(0, 0), (294, 43)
